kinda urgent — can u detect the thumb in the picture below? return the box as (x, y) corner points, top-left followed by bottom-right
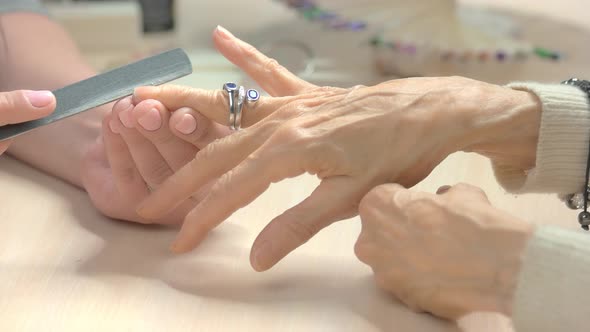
(360, 183), (413, 218)
(0, 90), (56, 125)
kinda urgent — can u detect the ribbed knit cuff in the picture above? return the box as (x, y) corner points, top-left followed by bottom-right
(512, 226), (590, 332)
(492, 83), (590, 194)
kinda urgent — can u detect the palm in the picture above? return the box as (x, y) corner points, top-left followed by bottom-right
(81, 139), (195, 225)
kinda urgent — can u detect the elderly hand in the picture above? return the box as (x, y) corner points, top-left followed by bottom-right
(355, 183), (534, 320)
(81, 96), (231, 224)
(0, 90), (55, 154)
(131, 26), (541, 272)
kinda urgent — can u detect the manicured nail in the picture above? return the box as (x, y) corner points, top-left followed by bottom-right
(138, 108), (162, 131)
(119, 109), (134, 128)
(109, 119), (121, 134)
(114, 97), (132, 113)
(175, 114), (197, 134)
(25, 90), (55, 108)
(436, 185), (452, 195)
(216, 25), (234, 40)
(253, 241), (272, 271)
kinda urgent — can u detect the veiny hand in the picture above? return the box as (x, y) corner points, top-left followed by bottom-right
(81, 96), (231, 224)
(0, 90), (55, 154)
(355, 183), (534, 320)
(131, 26), (539, 272)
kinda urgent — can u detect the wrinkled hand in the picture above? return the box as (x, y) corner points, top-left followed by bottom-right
(355, 183), (534, 320)
(82, 96), (230, 224)
(131, 26), (527, 272)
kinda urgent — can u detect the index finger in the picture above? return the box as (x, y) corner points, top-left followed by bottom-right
(133, 85), (295, 128)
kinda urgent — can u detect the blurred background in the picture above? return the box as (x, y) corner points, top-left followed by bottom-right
(41, 0), (590, 91)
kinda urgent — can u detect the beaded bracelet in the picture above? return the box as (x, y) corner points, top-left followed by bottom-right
(563, 79), (590, 230)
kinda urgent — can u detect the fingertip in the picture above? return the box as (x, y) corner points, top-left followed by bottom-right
(173, 113), (198, 135)
(250, 240), (274, 272)
(113, 96), (133, 114)
(24, 90), (56, 110)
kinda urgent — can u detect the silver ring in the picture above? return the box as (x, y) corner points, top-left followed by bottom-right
(223, 82), (238, 130)
(246, 89), (260, 103)
(234, 86), (245, 131)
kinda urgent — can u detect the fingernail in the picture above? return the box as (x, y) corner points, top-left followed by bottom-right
(253, 241), (272, 271)
(436, 185), (452, 195)
(216, 25), (234, 40)
(138, 108), (162, 131)
(109, 119), (120, 134)
(175, 114), (197, 135)
(119, 109), (134, 128)
(114, 97), (132, 113)
(25, 90), (55, 108)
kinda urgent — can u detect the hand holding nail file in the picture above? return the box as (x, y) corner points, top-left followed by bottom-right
(0, 48), (192, 141)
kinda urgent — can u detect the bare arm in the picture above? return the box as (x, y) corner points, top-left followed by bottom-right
(1, 12), (109, 187)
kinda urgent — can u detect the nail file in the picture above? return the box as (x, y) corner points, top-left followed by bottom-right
(0, 48), (193, 141)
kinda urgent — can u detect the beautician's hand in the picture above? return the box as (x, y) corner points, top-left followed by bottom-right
(0, 90), (55, 154)
(81, 96), (230, 224)
(131, 27), (541, 271)
(355, 183), (534, 320)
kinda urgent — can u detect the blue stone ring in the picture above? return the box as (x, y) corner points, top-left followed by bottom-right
(223, 83), (260, 130)
(223, 82), (238, 130)
(246, 89), (260, 103)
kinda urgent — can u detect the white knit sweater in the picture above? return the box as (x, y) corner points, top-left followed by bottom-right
(494, 83), (590, 331)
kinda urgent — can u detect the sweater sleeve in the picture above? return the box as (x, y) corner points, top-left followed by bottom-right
(492, 83), (590, 194)
(512, 225), (590, 332)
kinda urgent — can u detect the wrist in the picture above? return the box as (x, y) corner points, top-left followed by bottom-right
(8, 104), (109, 187)
(457, 82), (542, 170)
(489, 212), (535, 316)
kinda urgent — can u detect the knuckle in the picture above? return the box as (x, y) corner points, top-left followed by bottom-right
(169, 86), (196, 105)
(241, 43), (259, 59)
(282, 213), (323, 244)
(273, 123), (310, 143)
(145, 161), (173, 184)
(361, 185), (393, 212)
(114, 166), (138, 185)
(262, 57), (284, 74)
(150, 131), (177, 146)
(353, 237), (374, 264)
(0, 92), (17, 122)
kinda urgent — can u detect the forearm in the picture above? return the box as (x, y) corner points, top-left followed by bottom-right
(1, 13), (108, 187)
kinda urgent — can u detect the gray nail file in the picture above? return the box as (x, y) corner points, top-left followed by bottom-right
(0, 48), (192, 141)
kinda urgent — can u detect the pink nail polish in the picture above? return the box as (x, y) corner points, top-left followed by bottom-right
(175, 114), (197, 135)
(109, 119), (120, 134)
(138, 108), (162, 131)
(115, 97), (132, 112)
(119, 109), (134, 128)
(25, 90), (55, 108)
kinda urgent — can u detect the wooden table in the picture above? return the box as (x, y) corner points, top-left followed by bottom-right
(0, 1), (588, 331)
